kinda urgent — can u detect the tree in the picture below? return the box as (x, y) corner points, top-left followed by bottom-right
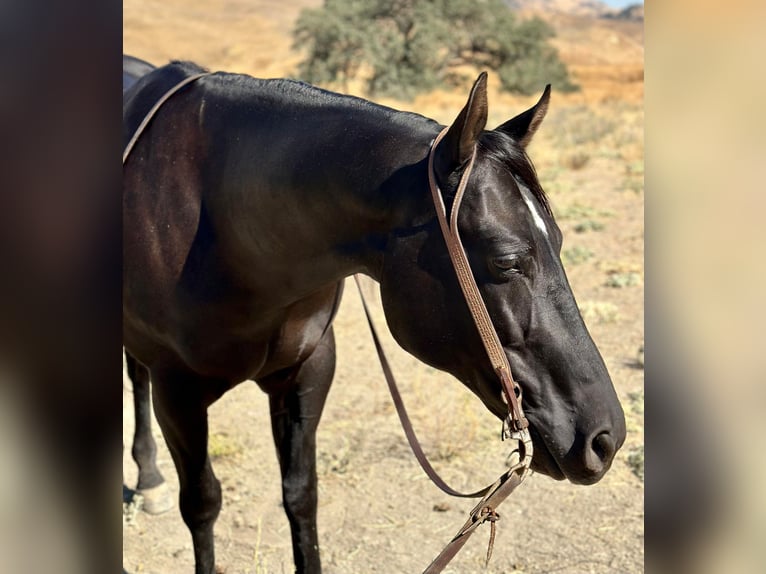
(293, 0), (578, 98)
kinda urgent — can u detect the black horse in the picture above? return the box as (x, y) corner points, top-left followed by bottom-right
(122, 54), (156, 93)
(123, 61), (626, 574)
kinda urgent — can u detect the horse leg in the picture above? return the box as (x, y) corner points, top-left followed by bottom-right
(126, 351), (172, 514)
(151, 367), (226, 574)
(264, 327), (336, 574)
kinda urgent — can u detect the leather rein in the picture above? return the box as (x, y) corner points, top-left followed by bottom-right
(124, 74), (533, 573)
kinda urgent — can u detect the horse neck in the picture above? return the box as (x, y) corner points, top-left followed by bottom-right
(316, 133), (434, 279)
(209, 107), (436, 295)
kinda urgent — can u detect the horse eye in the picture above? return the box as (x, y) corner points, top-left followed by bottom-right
(491, 256), (523, 275)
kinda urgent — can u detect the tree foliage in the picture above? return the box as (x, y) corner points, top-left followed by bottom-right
(293, 0), (578, 98)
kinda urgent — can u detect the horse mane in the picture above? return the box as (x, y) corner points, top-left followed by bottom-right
(164, 61), (436, 133)
(477, 130), (553, 218)
(167, 60), (209, 74)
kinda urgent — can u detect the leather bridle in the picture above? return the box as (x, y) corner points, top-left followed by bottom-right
(427, 126), (529, 437)
(355, 126), (534, 572)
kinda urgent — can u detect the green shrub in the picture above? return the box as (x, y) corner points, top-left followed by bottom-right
(294, 0), (578, 98)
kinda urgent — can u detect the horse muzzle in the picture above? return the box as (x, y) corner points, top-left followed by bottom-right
(527, 414), (625, 485)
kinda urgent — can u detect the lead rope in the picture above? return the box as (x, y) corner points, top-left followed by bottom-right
(355, 126), (534, 573)
(354, 276), (492, 498)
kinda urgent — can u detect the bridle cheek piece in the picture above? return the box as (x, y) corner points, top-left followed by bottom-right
(427, 126), (529, 437)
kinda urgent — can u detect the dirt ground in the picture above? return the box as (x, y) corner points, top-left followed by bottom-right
(123, 1), (643, 572)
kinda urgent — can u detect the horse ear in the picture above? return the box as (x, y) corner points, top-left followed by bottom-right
(434, 72), (488, 174)
(495, 84), (551, 148)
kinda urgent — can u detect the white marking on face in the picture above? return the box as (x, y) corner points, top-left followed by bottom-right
(517, 180), (549, 239)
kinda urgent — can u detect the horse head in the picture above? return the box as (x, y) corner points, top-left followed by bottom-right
(380, 74), (626, 485)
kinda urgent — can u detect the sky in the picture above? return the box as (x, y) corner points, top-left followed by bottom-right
(601, 0), (643, 8)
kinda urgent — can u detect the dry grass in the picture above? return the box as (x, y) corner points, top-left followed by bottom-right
(208, 431), (243, 460)
(556, 202), (614, 220)
(562, 245), (594, 266)
(626, 445), (644, 481)
(605, 271), (642, 288)
(579, 301), (621, 324)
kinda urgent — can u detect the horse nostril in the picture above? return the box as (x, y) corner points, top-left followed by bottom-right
(591, 430), (616, 465)
(569, 430), (621, 485)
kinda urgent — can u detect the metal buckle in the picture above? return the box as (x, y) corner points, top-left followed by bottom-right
(503, 425), (533, 473)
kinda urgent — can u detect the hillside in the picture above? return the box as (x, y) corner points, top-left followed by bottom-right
(545, 11), (643, 101)
(506, 0), (613, 17)
(123, 0), (321, 78)
(508, 0), (643, 20)
(506, 0), (644, 102)
(123, 0), (643, 103)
